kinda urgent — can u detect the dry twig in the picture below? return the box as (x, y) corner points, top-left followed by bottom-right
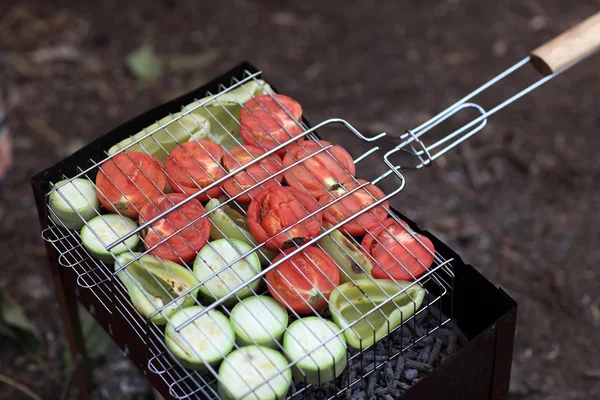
(0, 373), (41, 400)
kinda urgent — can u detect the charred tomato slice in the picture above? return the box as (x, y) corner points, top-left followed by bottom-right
(96, 151), (167, 218)
(139, 193), (211, 264)
(282, 140), (356, 199)
(361, 218), (435, 281)
(221, 145), (283, 203)
(247, 185), (323, 252)
(239, 94), (304, 157)
(165, 140), (226, 201)
(265, 246), (340, 314)
(319, 179), (389, 236)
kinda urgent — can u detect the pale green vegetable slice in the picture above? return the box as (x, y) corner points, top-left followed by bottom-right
(218, 345), (292, 400)
(205, 198), (277, 264)
(81, 214), (139, 263)
(165, 305), (234, 370)
(230, 295), (288, 349)
(114, 252), (200, 325)
(193, 238), (261, 305)
(107, 112), (210, 163)
(317, 222), (373, 284)
(49, 178), (100, 230)
(328, 279), (425, 350)
(283, 317), (347, 384)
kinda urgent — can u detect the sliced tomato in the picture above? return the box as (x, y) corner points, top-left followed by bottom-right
(282, 140), (356, 199)
(239, 94), (304, 157)
(265, 246), (340, 314)
(319, 179), (389, 236)
(247, 185), (323, 251)
(361, 218), (435, 281)
(221, 145), (283, 203)
(138, 193), (210, 264)
(96, 151), (167, 218)
(165, 140), (226, 201)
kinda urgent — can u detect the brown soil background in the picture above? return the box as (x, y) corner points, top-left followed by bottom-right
(0, 0), (599, 399)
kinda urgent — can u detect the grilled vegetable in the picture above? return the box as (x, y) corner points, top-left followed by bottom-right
(107, 112), (211, 164)
(247, 185), (323, 251)
(328, 279), (425, 350)
(361, 218), (435, 281)
(193, 238), (261, 305)
(49, 178), (100, 230)
(165, 305), (234, 370)
(230, 295), (288, 349)
(218, 345), (292, 400)
(239, 94), (304, 157)
(317, 222), (373, 283)
(95, 151), (167, 218)
(183, 79), (276, 150)
(205, 197), (277, 264)
(282, 140), (355, 199)
(265, 246), (340, 314)
(114, 252), (200, 325)
(81, 214), (140, 263)
(283, 316), (347, 384)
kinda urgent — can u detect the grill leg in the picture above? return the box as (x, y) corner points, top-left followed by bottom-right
(51, 265), (93, 399)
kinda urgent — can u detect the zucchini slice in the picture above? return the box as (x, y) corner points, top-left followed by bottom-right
(328, 279), (425, 350)
(283, 316), (347, 385)
(49, 178), (100, 230)
(81, 214), (139, 263)
(230, 295), (288, 349)
(205, 198), (277, 265)
(165, 305), (234, 371)
(115, 252), (200, 325)
(193, 238), (261, 305)
(218, 345), (292, 400)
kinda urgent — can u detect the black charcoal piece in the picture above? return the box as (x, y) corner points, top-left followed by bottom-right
(384, 362), (394, 386)
(350, 390), (365, 400)
(420, 345), (432, 363)
(374, 386), (391, 396)
(428, 338), (444, 365)
(395, 380), (412, 390)
(367, 373), (377, 394)
(364, 352), (390, 362)
(412, 378), (420, 385)
(363, 362), (376, 373)
(404, 368), (419, 381)
(415, 324), (426, 337)
(383, 395), (395, 400)
(405, 359), (433, 372)
(394, 356), (405, 380)
(447, 331), (458, 354)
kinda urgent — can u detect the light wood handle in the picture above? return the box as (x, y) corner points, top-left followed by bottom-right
(530, 12), (600, 76)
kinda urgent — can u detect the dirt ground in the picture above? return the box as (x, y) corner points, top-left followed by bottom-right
(0, 0), (599, 399)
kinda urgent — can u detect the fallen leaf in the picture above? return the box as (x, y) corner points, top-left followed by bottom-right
(0, 288), (43, 361)
(126, 43), (162, 83)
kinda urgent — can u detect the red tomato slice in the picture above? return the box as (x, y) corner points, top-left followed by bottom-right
(221, 145), (283, 203)
(361, 218), (435, 281)
(96, 151), (167, 218)
(247, 185), (323, 251)
(240, 94), (304, 157)
(139, 193), (210, 264)
(319, 179), (389, 236)
(265, 246), (340, 314)
(282, 140), (356, 199)
(165, 140), (226, 201)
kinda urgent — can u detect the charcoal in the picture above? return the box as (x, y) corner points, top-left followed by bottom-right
(349, 391), (365, 400)
(428, 338), (444, 365)
(384, 362), (394, 386)
(367, 373), (377, 394)
(363, 352), (390, 362)
(415, 324), (427, 337)
(395, 380), (412, 390)
(414, 335), (434, 347)
(411, 378), (421, 385)
(363, 362), (376, 373)
(420, 345), (432, 363)
(404, 369), (419, 381)
(405, 359), (433, 372)
(394, 356), (405, 380)
(383, 395), (395, 400)
(374, 386), (391, 396)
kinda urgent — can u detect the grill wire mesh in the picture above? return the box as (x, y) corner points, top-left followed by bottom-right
(41, 69), (455, 400)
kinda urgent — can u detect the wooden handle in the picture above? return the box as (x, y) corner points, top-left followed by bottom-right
(530, 12), (600, 76)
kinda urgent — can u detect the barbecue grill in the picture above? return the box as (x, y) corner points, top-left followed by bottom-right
(31, 12), (600, 400)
